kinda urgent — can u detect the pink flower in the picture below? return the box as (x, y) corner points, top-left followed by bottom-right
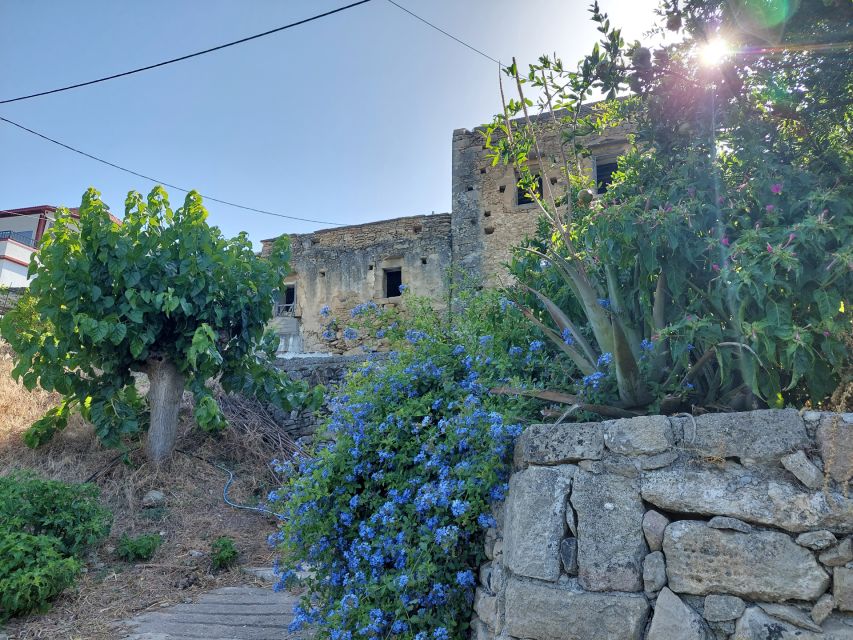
(712, 263), (720, 272)
(770, 183), (783, 194)
(721, 236), (730, 247)
(766, 243), (774, 253)
(717, 196), (725, 205)
(823, 330), (830, 337)
(766, 204), (775, 213)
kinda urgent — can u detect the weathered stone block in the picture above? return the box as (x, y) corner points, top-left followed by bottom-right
(604, 415), (674, 455)
(504, 576), (649, 640)
(835, 567), (853, 612)
(819, 537), (853, 567)
(642, 465), (853, 533)
(559, 538), (578, 575)
(817, 414), (853, 484)
(758, 603), (823, 632)
(781, 450), (824, 490)
(708, 516), (752, 533)
(810, 593), (834, 625)
(732, 607), (851, 639)
(571, 471), (647, 592)
(514, 422), (602, 467)
(663, 521), (830, 601)
(703, 594), (745, 622)
(647, 588), (713, 640)
(503, 465), (574, 582)
(796, 530), (838, 551)
(643, 510), (670, 552)
(683, 409), (808, 464)
(643, 551), (667, 594)
(473, 588), (498, 629)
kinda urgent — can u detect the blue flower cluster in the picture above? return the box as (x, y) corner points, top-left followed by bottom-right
(269, 321), (522, 639)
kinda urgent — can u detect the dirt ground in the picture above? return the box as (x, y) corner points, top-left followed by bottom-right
(0, 349), (291, 640)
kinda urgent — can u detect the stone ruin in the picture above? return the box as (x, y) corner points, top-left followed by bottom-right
(473, 409), (853, 639)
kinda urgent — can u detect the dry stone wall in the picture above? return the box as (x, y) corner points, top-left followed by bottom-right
(473, 409), (853, 640)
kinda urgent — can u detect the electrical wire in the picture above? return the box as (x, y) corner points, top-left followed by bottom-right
(0, 116), (346, 227)
(0, 0), (374, 105)
(385, 0), (503, 67)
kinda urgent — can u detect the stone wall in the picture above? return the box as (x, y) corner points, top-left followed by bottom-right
(473, 410), (853, 639)
(261, 214), (452, 353)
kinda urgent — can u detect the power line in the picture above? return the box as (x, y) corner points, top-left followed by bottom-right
(385, 0), (503, 67)
(0, 116), (345, 227)
(0, 0), (374, 105)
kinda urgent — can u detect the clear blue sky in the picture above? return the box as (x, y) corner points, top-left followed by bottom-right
(0, 0), (659, 247)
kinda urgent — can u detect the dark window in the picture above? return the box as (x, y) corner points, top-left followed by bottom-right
(596, 161), (618, 193)
(384, 268), (402, 297)
(275, 285), (296, 317)
(517, 174), (543, 205)
(284, 285), (295, 306)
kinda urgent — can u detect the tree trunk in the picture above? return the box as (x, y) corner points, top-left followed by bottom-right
(145, 355), (184, 466)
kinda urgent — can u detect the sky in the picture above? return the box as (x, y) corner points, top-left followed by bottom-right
(0, 0), (660, 248)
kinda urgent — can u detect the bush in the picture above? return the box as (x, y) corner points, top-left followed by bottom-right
(116, 533), (162, 562)
(0, 472), (111, 556)
(270, 290), (559, 638)
(211, 536), (238, 570)
(0, 529), (81, 620)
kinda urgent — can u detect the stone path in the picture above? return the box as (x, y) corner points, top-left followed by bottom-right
(119, 586), (310, 640)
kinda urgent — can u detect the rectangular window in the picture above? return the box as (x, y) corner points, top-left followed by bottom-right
(596, 161), (618, 193)
(384, 268), (403, 298)
(276, 285), (296, 316)
(517, 174), (543, 206)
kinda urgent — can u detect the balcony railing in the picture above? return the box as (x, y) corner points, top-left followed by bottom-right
(0, 230), (36, 247)
(275, 302), (296, 317)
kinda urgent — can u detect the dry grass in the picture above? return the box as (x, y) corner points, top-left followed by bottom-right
(0, 347), (289, 640)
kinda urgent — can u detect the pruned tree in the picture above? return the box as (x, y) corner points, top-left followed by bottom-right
(1, 187), (321, 464)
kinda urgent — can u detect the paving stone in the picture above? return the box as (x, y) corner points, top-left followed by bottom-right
(796, 530), (838, 551)
(642, 510), (669, 551)
(504, 576), (649, 640)
(604, 415), (674, 455)
(663, 521), (830, 601)
(503, 464), (575, 582)
(781, 450), (824, 489)
(647, 588), (713, 640)
(703, 595), (745, 622)
(571, 471), (647, 592)
(514, 422), (603, 466)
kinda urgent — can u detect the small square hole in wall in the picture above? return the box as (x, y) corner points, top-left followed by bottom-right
(467, 186), (474, 192)
(470, 218), (477, 225)
(413, 224), (423, 233)
(484, 210), (492, 217)
(484, 226), (495, 235)
(499, 185), (506, 193)
(421, 257), (427, 265)
(319, 270), (326, 277)
(550, 177), (558, 185)
(480, 168), (487, 174)
(368, 264), (374, 271)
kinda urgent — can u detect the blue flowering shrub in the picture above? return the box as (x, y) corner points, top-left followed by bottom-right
(269, 289), (572, 638)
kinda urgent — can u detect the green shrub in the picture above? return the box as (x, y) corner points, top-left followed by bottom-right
(0, 528), (81, 620)
(116, 533), (162, 562)
(0, 472), (111, 557)
(210, 536), (238, 570)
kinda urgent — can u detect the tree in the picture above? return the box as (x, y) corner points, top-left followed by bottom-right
(488, 0), (851, 413)
(1, 187), (320, 464)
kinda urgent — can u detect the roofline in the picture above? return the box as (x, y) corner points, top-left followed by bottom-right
(1, 205), (121, 225)
(260, 212), (451, 244)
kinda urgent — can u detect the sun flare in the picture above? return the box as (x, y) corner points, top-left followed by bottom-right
(699, 38), (731, 66)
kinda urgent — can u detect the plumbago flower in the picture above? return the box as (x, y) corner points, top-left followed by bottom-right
(268, 299), (533, 639)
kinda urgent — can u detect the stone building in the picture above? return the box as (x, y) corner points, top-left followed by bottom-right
(261, 111), (630, 354)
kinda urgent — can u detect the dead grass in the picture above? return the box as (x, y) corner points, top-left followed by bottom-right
(0, 347), (290, 640)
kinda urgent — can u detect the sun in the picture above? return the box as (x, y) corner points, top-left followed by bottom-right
(699, 38), (731, 66)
